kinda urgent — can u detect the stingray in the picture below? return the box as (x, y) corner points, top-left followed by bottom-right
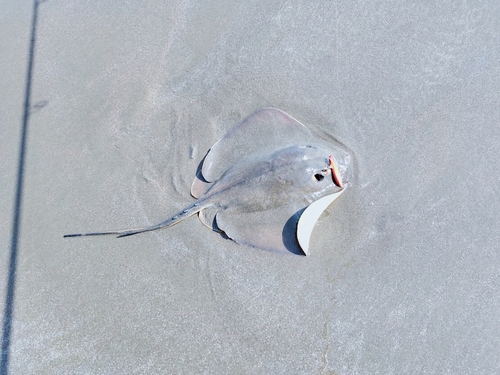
(65, 108), (351, 255)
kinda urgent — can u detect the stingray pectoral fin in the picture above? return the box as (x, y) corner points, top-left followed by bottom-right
(215, 206), (305, 255)
(297, 190), (345, 256)
(198, 206), (222, 232)
(201, 108), (315, 182)
(191, 164), (214, 198)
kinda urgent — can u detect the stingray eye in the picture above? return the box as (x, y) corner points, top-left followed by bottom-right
(313, 173), (324, 182)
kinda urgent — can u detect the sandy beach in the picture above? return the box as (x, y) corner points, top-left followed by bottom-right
(1, 0), (499, 373)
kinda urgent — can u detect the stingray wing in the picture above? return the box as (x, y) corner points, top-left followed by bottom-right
(214, 204), (306, 255)
(190, 169), (213, 198)
(192, 108), (352, 197)
(214, 190), (345, 256)
(200, 108), (317, 183)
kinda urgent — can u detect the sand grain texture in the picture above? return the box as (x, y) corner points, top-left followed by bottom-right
(1, 0), (499, 374)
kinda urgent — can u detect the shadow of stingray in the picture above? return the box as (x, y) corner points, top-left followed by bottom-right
(282, 208), (306, 255)
(193, 151), (210, 185)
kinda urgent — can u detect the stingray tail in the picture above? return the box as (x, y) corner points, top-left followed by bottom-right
(64, 201), (207, 239)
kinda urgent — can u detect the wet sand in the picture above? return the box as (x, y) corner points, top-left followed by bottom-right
(1, 0), (499, 373)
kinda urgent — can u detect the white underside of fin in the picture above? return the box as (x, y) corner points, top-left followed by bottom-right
(297, 190), (345, 256)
